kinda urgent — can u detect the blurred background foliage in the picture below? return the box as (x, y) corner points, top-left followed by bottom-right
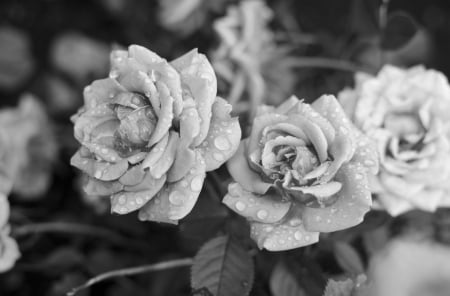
(1, 0), (450, 295)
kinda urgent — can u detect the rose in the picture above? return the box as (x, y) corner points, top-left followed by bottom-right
(223, 95), (378, 251)
(339, 65), (450, 216)
(0, 194), (20, 273)
(71, 45), (241, 223)
(0, 95), (56, 198)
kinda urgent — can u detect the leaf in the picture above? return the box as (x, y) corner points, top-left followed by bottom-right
(381, 12), (419, 50)
(191, 235), (254, 296)
(270, 262), (306, 296)
(333, 242), (364, 275)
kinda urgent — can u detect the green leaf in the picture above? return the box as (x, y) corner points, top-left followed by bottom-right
(191, 235), (254, 296)
(270, 262), (307, 296)
(333, 242), (364, 275)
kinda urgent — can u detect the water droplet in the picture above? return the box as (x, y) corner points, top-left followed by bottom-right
(94, 170), (102, 179)
(294, 231), (303, 241)
(136, 198), (143, 205)
(289, 218), (302, 227)
(214, 136), (231, 151)
(190, 175), (203, 191)
(305, 235), (310, 241)
(330, 207), (338, 213)
(326, 219), (331, 224)
(109, 70), (119, 79)
(315, 216), (322, 222)
(256, 210), (268, 220)
(235, 201), (246, 211)
(118, 195), (126, 204)
(364, 160), (374, 166)
(213, 153), (224, 161)
(340, 126), (349, 135)
(355, 173), (363, 180)
(169, 191), (184, 206)
(278, 239), (286, 245)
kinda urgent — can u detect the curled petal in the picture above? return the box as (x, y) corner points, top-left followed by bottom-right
(198, 97), (241, 171)
(148, 131), (178, 179)
(148, 82), (174, 147)
(0, 194), (9, 228)
(171, 49), (217, 145)
(250, 221), (319, 251)
(83, 78), (126, 109)
(71, 150), (128, 181)
(142, 132), (169, 169)
(74, 105), (116, 143)
(227, 140), (272, 194)
(289, 182), (342, 201)
(302, 163), (372, 232)
(274, 95), (300, 115)
(139, 151), (206, 222)
(0, 229), (20, 273)
(83, 177), (123, 196)
(351, 131), (379, 175)
(167, 147), (195, 182)
(223, 183), (290, 223)
(118, 165), (146, 186)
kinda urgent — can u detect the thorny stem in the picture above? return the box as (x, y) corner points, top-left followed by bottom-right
(13, 222), (148, 251)
(67, 258), (193, 296)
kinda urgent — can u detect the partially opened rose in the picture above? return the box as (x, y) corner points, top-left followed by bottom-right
(71, 45), (241, 223)
(223, 95), (378, 251)
(0, 194), (20, 273)
(339, 65), (450, 216)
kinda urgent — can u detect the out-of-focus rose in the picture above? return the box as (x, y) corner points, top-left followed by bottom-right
(71, 45), (241, 223)
(365, 239), (450, 296)
(0, 95), (57, 199)
(339, 65), (450, 216)
(0, 194), (20, 273)
(51, 32), (110, 83)
(223, 95), (378, 251)
(0, 26), (34, 91)
(211, 0), (296, 115)
(158, 0), (227, 36)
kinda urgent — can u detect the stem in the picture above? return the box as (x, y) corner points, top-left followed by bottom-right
(67, 258), (193, 296)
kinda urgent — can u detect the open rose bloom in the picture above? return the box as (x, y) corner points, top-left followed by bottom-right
(223, 95), (378, 251)
(71, 45), (241, 223)
(340, 65), (450, 216)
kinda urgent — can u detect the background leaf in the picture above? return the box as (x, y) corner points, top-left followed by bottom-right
(333, 242), (364, 275)
(191, 235), (254, 296)
(270, 262), (306, 296)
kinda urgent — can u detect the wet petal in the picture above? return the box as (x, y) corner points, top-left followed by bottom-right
(83, 177), (123, 196)
(351, 131), (379, 175)
(0, 194), (10, 228)
(71, 150), (128, 181)
(250, 221), (319, 251)
(139, 151), (206, 222)
(227, 140), (272, 194)
(118, 165), (146, 186)
(148, 82), (174, 147)
(198, 97), (241, 171)
(301, 163), (372, 232)
(295, 99), (336, 143)
(110, 173), (166, 214)
(149, 131), (178, 179)
(166, 147), (196, 182)
(274, 95), (300, 114)
(223, 182), (291, 223)
(142, 132), (169, 169)
(171, 49), (217, 145)
(83, 78), (126, 109)
(289, 182), (342, 201)
(73, 105), (116, 143)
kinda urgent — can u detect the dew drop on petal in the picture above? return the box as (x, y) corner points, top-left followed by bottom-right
(94, 170), (102, 179)
(315, 216), (322, 222)
(190, 175), (203, 192)
(214, 136), (231, 151)
(256, 210), (268, 220)
(118, 195), (126, 205)
(294, 231), (303, 241)
(235, 201), (246, 211)
(213, 153), (224, 161)
(169, 191), (184, 206)
(289, 218), (302, 227)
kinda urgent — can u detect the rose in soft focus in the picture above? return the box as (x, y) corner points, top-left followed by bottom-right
(339, 65), (450, 216)
(0, 95), (57, 199)
(71, 45), (241, 223)
(0, 194), (20, 273)
(223, 95), (378, 251)
(365, 239), (450, 296)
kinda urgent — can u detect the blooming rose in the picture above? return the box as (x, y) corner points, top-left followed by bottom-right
(0, 194), (20, 273)
(0, 95), (57, 198)
(223, 95), (378, 251)
(71, 45), (241, 223)
(339, 65), (450, 216)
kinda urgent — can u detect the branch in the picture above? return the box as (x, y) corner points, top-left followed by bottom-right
(67, 258), (193, 296)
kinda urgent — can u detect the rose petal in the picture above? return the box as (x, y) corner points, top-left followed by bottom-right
(83, 78), (126, 109)
(295, 100), (335, 143)
(289, 181), (342, 201)
(142, 132), (169, 169)
(149, 131), (178, 179)
(71, 150), (129, 181)
(351, 131), (379, 175)
(223, 182), (291, 223)
(301, 163), (372, 232)
(227, 140), (272, 194)
(274, 95), (300, 115)
(0, 194), (10, 228)
(83, 177), (123, 196)
(170, 49), (217, 145)
(118, 165), (146, 186)
(376, 192), (414, 216)
(198, 97), (241, 171)
(138, 151), (206, 222)
(166, 147), (196, 182)
(147, 82), (174, 147)
(111, 175), (166, 215)
(74, 105), (116, 143)
(409, 188), (444, 213)
(250, 221), (319, 251)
